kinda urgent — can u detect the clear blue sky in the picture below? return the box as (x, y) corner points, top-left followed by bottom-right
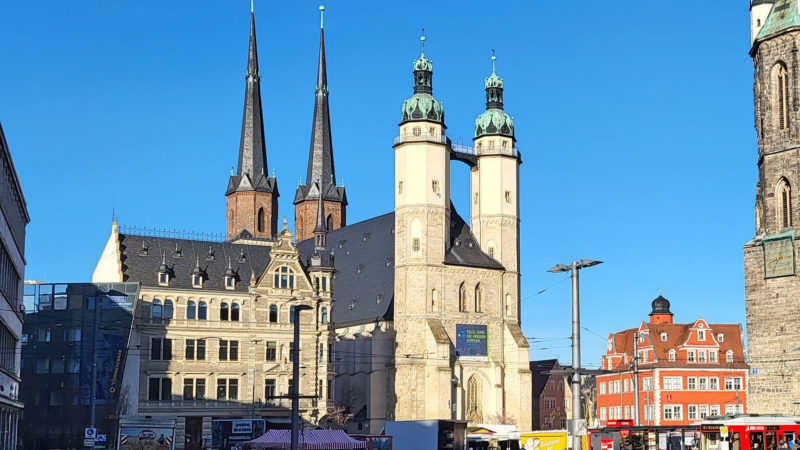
(1, 1), (755, 367)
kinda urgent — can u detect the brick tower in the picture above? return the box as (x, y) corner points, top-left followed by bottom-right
(226, 6), (278, 239)
(294, 11), (346, 242)
(744, 0), (800, 415)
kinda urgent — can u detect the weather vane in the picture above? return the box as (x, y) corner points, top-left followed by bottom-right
(420, 27), (426, 55)
(319, 5), (325, 28)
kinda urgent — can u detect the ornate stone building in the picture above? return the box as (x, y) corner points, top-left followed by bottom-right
(93, 8), (337, 449)
(94, 7), (532, 444)
(314, 42), (531, 433)
(745, 0), (800, 415)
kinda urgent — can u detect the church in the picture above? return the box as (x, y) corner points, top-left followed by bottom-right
(745, 0), (800, 416)
(93, 5), (531, 443)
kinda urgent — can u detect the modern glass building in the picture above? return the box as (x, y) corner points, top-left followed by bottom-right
(20, 282), (139, 449)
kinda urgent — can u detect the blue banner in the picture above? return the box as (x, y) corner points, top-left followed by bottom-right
(456, 324), (489, 358)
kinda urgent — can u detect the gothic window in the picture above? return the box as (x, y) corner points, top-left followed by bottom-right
(774, 62), (790, 130)
(257, 208), (266, 233)
(186, 301), (196, 320)
(321, 307), (328, 324)
(459, 283), (467, 312)
(269, 305), (278, 323)
(778, 178), (792, 228)
(474, 284), (483, 313)
(231, 303), (240, 321)
(327, 214), (334, 231)
(220, 302), (229, 321)
(198, 301), (207, 320)
(466, 375), (482, 422)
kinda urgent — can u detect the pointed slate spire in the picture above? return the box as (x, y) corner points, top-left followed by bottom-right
(236, 8), (268, 185)
(306, 5), (336, 191)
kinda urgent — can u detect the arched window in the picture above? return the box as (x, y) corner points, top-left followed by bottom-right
(231, 303), (240, 321)
(151, 299), (162, 318)
(257, 207), (266, 233)
(274, 266), (295, 289)
(431, 289), (439, 312)
(726, 350), (734, 363)
(775, 62), (791, 130)
(164, 300), (173, 319)
(220, 302), (229, 321)
(668, 349), (676, 362)
(474, 284), (483, 313)
(321, 307), (328, 324)
(779, 178), (792, 228)
(327, 214), (334, 231)
(459, 283), (467, 312)
(466, 375), (482, 422)
(198, 301), (207, 320)
(290, 305), (296, 323)
(186, 301), (196, 320)
(269, 305), (278, 323)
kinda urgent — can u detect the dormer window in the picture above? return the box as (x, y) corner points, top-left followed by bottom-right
(726, 350), (734, 363)
(718, 333), (724, 343)
(192, 275), (203, 288)
(661, 332), (668, 342)
(668, 349), (676, 362)
(224, 275), (235, 290)
(698, 330), (706, 341)
(158, 272), (169, 286)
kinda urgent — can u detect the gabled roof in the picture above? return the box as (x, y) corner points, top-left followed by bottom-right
(445, 206), (504, 270)
(604, 322), (747, 370)
(297, 213), (395, 328)
(530, 359), (562, 396)
(117, 234), (271, 292)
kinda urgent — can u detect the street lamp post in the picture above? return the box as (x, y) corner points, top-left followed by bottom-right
(549, 259), (602, 450)
(291, 305), (313, 450)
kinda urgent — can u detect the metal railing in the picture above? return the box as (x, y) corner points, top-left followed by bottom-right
(394, 134), (520, 159)
(119, 225), (228, 242)
(393, 133), (449, 146)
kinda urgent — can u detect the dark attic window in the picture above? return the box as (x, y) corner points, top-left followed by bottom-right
(362, 233), (370, 243)
(158, 272), (169, 286)
(356, 264), (364, 275)
(225, 276), (235, 290)
(376, 294), (383, 304)
(338, 240), (346, 250)
(172, 245), (182, 258)
(238, 249), (247, 263)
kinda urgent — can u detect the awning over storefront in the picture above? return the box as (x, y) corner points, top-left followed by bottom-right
(247, 429), (368, 449)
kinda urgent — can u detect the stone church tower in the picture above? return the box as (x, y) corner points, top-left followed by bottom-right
(745, 0), (800, 415)
(294, 13), (347, 242)
(226, 9), (278, 239)
(391, 37), (531, 428)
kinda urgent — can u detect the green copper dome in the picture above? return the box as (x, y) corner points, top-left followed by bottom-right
(400, 36), (445, 125)
(402, 93), (444, 124)
(475, 109), (513, 138)
(475, 55), (513, 139)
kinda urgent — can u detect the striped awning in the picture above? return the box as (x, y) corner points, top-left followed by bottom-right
(248, 429), (368, 449)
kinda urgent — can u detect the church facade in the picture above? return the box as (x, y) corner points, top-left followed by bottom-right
(94, 6), (531, 444)
(745, 0), (800, 415)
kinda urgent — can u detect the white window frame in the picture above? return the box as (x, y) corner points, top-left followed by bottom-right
(687, 377), (697, 390)
(709, 377), (719, 391)
(668, 350), (676, 362)
(687, 350), (696, 362)
(726, 350), (734, 363)
(661, 332), (668, 341)
(698, 377), (708, 391)
(698, 330), (706, 341)
(643, 377), (652, 391)
(698, 350), (707, 362)
(664, 405), (682, 421)
(688, 405), (698, 420)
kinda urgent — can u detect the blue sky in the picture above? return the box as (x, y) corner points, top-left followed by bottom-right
(1, 1), (755, 367)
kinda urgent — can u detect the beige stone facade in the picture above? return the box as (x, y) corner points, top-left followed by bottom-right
(93, 225), (335, 449)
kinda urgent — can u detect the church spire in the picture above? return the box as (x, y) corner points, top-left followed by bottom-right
(306, 5), (336, 191)
(235, 8), (268, 185)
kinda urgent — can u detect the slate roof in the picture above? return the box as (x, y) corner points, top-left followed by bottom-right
(297, 212), (395, 328)
(118, 233), (271, 292)
(297, 206), (503, 327)
(605, 322), (748, 370)
(530, 359), (562, 397)
(294, 182), (347, 204)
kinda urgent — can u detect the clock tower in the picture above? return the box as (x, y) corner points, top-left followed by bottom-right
(744, 0), (800, 415)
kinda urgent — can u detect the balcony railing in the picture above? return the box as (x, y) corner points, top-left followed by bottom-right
(143, 397), (315, 410)
(393, 133), (449, 146)
(393, 134), (520, 159)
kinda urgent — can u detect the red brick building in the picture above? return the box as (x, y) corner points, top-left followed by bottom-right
(595, 295), (749, 427)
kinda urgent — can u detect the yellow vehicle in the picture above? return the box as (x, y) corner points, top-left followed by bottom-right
(519, 430), (587, 450)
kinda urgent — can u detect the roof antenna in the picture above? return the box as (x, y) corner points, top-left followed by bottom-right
(319, 5), (325, 29)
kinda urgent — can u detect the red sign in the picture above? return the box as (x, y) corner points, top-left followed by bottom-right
(601, 438), (614, 450)
(607, 420), (634, 427)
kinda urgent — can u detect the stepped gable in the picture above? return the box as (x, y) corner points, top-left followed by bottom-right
(118, 233), (271, 292)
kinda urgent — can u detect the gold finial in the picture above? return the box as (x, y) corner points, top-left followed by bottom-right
(283, 215), (288, 231)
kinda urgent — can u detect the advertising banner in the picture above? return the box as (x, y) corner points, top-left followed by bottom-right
(118, 427), (174, 450)
(212, 419), (266, 450)
(455, 324), (489, 360)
